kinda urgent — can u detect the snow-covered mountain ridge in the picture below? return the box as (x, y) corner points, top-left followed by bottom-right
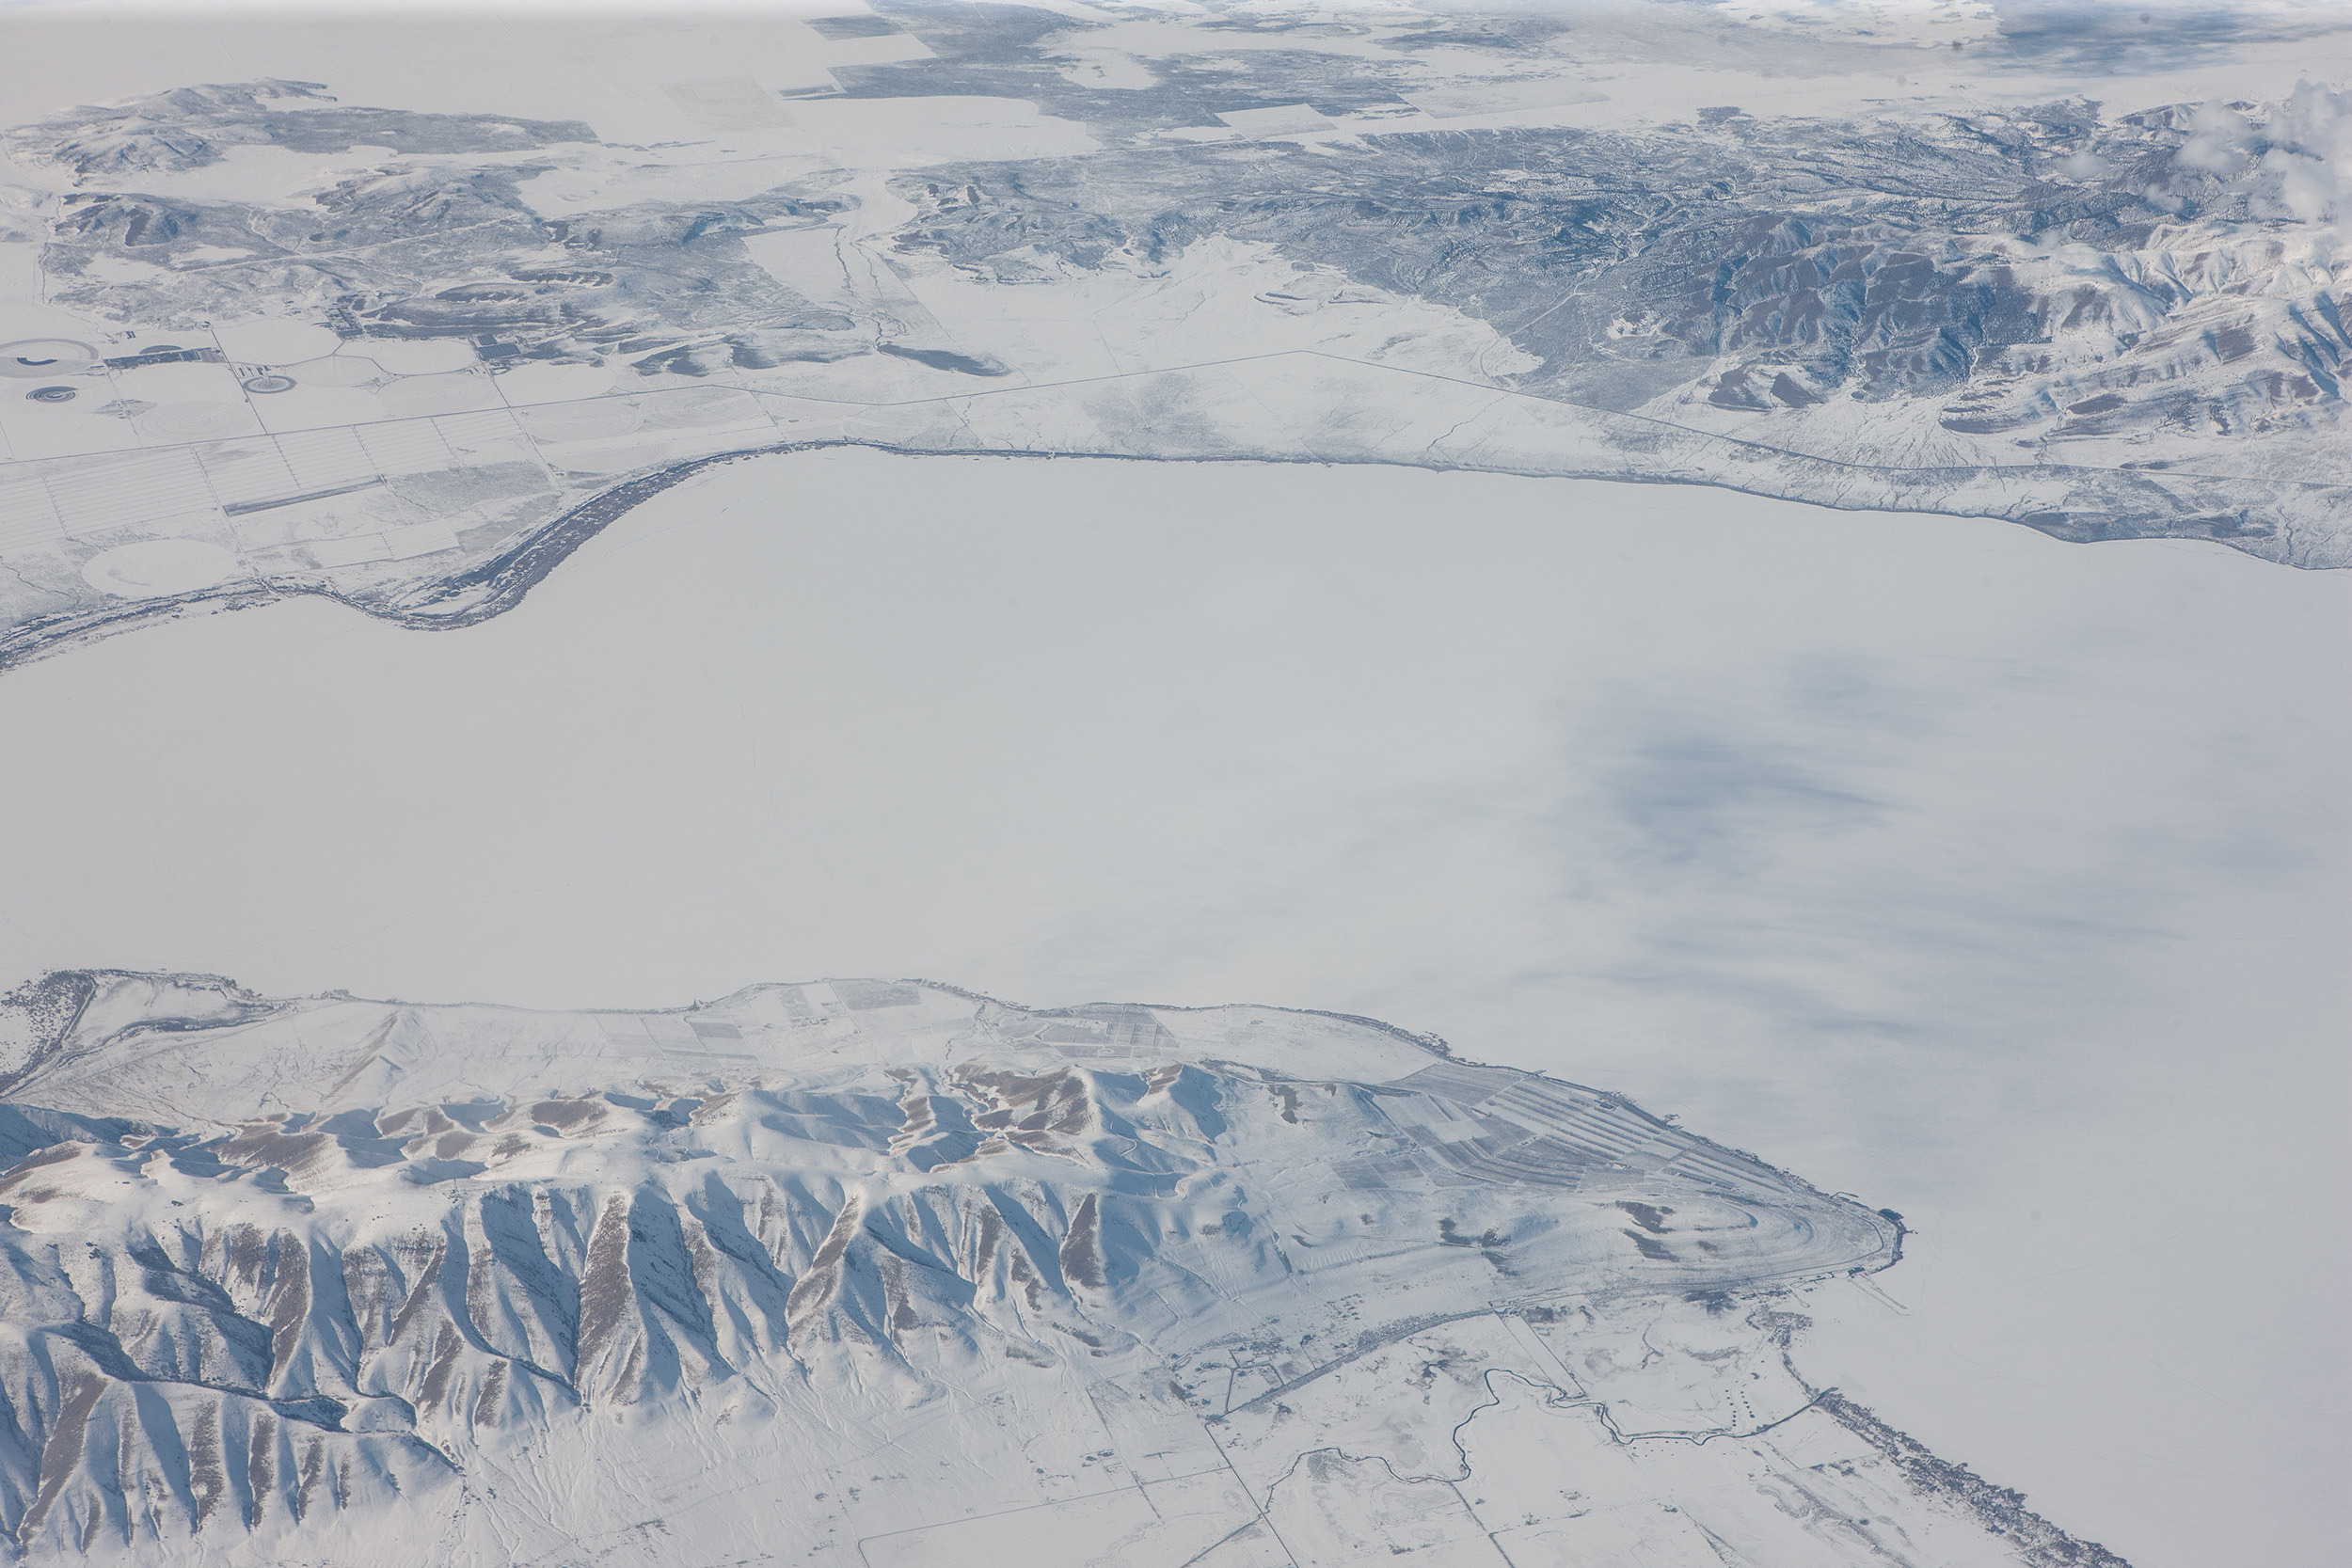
(896, 85), (2352, 498)
(0, 971), (2127, 1566)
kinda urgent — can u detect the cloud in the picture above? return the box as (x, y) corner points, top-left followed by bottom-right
(2169, 81), (2352, 224)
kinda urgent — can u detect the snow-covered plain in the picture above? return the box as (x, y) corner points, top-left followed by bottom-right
(0, 451), (2344, 1567)
(6, 0), (2352, 670)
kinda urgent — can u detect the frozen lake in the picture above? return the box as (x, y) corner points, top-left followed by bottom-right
(1, 450), (2344, 1567)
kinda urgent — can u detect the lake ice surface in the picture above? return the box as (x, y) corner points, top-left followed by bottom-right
(0, 450), (2344, 1567)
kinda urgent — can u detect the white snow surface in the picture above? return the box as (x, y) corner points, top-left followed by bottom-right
(0, 447), (2342, 1568)
(0, 4), (2344, 1564)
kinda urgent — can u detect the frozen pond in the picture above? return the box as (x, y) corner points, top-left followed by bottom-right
(1, 449), (2344, 1566)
